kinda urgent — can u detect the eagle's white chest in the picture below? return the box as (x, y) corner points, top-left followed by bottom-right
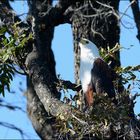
(80, 60), (93, 93)
(79, 42), (100, 93)
(80, 50), (96, 93)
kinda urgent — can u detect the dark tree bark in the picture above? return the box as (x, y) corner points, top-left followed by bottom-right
(0, 0), (140, 139)
(130, 0), (140, 41)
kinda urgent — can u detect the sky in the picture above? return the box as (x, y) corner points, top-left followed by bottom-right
(0, 1), (140, 139)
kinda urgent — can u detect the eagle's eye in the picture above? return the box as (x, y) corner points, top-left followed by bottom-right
(81, 39), (89, 45)
(85, 40), (89, 44)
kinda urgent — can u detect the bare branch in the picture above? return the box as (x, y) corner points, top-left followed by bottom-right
(0, 1), (28, 33)
(72, 114), (88, 125)
(119, 11), (133, 20)
(96, 1), (120, 19)
(0, 99), (25, 113)
(25, 51), (86, 122)
(57, 79), (82, 92)
(0, 122), (28, 139)
(0, 103), (25, 113)
(33, 0), (85, 27)
(120, 20), (135, 29)
(91, 19), (106, 40)
(120, 0), (135, 20)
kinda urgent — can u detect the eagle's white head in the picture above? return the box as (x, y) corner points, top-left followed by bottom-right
(78, 38), (100, 62)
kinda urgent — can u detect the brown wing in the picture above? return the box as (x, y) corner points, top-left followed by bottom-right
(91, 58), (116, 98)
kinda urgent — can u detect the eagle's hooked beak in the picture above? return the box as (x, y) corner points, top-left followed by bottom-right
(75, 38), (81, 42)
(75, 38), (85, 43)
(75, 38), (89, 45)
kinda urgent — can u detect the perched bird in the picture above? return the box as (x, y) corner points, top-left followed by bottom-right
(78, 38), (117, 106)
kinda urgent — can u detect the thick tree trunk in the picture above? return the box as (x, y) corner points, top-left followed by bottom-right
(26, 77), (57, 139)
(25, 0), (85, 139)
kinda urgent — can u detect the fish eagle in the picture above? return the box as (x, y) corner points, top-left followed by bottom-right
(78, 38), (117, 106)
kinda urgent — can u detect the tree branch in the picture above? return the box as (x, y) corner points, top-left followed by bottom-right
(26, 77), (57, 139)
(0, 1), (32, 70)
(35, 0), (85, 27)
(0, 0), (28, 33)
(130, 0), (140, 42)
(25, 52), (82, 121)
(25, 1), (86, 139)
(0, 121), (28, 139)
(0, 100), (25, 113)
(57, 79), (82, 92)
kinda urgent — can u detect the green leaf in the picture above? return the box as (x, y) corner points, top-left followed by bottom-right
(7, 73), (13, 81)
(0, 85), (5, 97)
(0, 27), (7, 35)
(6, 83), (10, 92)
(132, 65), (140, 71)
(0, 63), (15, 96)
(2, 37), (8, 46)
(3, 54), (9, 62)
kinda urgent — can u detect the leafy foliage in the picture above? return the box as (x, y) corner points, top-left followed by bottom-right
(118, 65), (140, 85)
(100, 44), (140, 93)
(0, 63), (14, 96)
(0, 23), (32, 96)
(100, 43), (121, 63)
(56, 91), (140, 139)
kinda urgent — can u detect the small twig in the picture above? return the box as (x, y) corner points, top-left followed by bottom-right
(120, 0), (136, 20)
(72, 114), (88, 125)
(82, 12), (104, 18)
(89, 0), (97, 11)
(0, 122), (28, 139)
(96, 1), (114, 10)
(131, 93), (140, 101)
(57, 79), (82, 92)
(120, 20), (135, 29)
(103, 43), (121, 59)
(96, 1), (120, 20)
(91, 19), (106, 40)
(75, 3), (89, 12)
(119, 11), (134, 20)
(0, 101), (26, 113)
